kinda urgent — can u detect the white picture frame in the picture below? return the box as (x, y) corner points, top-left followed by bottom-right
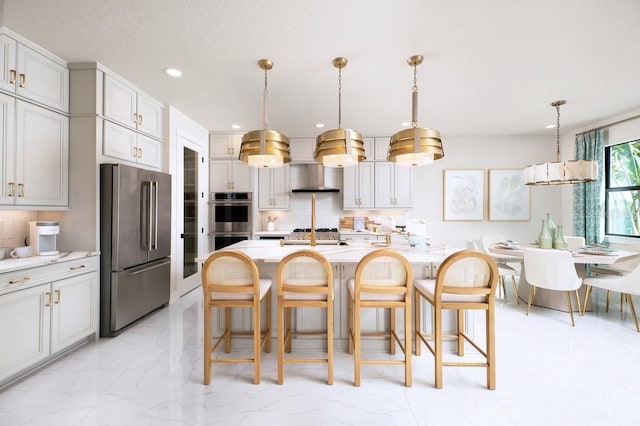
(488, 169), (530, 221)
(443, 169), (484, 221)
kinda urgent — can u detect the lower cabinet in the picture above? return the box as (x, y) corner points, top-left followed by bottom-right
(0, 258), (98, 385)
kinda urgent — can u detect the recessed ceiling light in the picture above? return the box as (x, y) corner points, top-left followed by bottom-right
(401, 122), (411, 127)
(164, 68), (182, 78)
(545, 124), (556, 129)
(315, 123), (325, 128)
(231, 124), (241, 129)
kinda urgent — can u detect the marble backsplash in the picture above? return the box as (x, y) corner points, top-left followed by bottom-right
(0, 211), (38, 249)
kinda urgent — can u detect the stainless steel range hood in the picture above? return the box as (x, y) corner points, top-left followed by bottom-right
(292, 164), (339, 193)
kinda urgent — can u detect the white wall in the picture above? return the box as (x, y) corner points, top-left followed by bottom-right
(256, 134), (560, 247)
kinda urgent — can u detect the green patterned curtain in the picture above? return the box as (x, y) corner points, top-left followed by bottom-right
(573, 129), (605, 244)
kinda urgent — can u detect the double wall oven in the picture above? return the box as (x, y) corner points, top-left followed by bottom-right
(210, 192), (252, 250)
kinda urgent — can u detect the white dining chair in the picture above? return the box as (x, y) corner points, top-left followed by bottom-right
(582, 263), (640, 332)
(523, 247), (583, 326)
(467, 240), (519, 304)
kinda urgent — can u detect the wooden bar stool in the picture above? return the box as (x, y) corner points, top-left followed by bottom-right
(348, 248), (413, 387)
(201, 250), (272, 385)
(276, 249), (334, 384)
(414, 249), (499, 389)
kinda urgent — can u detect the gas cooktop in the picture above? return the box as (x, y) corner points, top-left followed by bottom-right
(289, 228), (340, 240)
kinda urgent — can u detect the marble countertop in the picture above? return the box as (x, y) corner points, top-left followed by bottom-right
(0, 251), (99, 274)
(197, 240), (460, 264)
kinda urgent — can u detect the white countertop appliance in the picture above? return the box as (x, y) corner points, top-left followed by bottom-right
(29, 221), (59, 255)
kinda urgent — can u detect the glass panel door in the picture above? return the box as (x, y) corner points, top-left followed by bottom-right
(183, 146), (198, 279)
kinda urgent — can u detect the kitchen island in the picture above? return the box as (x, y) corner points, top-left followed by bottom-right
(198, 240), (463, 350)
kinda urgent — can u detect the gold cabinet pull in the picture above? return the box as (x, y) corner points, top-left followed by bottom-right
(17, 183), (24, 197)
(54, 290), (61, 304)
(8, 182), (15, 197)
(137, 114), (143, 125)
(19, 73), (26, 88)
(45, 292), (51, 307)
(70, 264), (86, 271)
(137, 147), (142, 158)
(133, 113), (138, 124)
(133, 147), (138, 158)
(9, 69), (16, 84)
(9, 276), (31, 285)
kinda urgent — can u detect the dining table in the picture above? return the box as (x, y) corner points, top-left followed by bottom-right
(489, 243), (640, 311)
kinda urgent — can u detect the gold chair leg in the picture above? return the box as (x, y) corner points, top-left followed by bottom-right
(625, 294), (639, 333)
(526, 285), (535, 315)
(566, 291), (575, 327)
(347, 292), (354, 355)
(606, 290), (611, 312)
(285, 307), (292, 353)
(574, 290), (582, 316)
(511, 275), (520, 305)
(620, 293), (624, 314)
(582, 286), (592, 316)
(265, 289), (272, 353)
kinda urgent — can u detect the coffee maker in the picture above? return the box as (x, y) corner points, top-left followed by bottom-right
(29, 221), (60, 256)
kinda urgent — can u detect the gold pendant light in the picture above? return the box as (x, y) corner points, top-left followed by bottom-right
(523, 100), (598, 185)
(388, 55), (444, 167)
(314, 57), (366, 168)
(239, 59), (290, 168)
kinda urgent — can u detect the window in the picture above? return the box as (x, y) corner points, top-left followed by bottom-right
(605, 139), (640, 238)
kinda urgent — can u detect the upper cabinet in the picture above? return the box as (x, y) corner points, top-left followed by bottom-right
(343, 162), (374, 210)
(0, 87), (69, 208)
(373, 137), (390, 161)
(374, 162), (413, 209)
(104, 74), (163, 139)
(209, 133), (243, 158)
(0, 33), (69, 113)
(258, 165), (290, 210)
(103, 121), (162, 169)
(209, 159), (252, 192)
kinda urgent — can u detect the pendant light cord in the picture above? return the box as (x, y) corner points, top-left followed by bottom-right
(555, 102), (561, 162)
(263, 68), (268, 130)
(337, 66), (342, 129)
(412, 63), (419, 128)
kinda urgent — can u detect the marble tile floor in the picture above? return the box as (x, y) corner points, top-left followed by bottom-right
(1, 288), (639, 426)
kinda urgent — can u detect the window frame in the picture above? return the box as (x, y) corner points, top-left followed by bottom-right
(604, 139), (640, 239)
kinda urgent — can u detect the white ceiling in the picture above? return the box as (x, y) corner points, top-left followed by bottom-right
(3, 0), (640, 138)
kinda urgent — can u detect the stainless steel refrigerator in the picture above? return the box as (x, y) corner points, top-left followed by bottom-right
(100, 164), (171, 337)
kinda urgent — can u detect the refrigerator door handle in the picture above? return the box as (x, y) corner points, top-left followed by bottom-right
(146, 181), (153, 252)
(153, 181), (159, 250)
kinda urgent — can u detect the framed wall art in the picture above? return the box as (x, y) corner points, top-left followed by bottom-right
(443, 169), (484, 221)
(488, 169), (530, 221)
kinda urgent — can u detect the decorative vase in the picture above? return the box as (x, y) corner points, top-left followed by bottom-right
(538, 219), (553, 249)
(546, 213), (557, 241)
(553, 224), (568, 249)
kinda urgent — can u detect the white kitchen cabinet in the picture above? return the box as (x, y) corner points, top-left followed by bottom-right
(50, 272), (98, 355)
(258, 165), (290, 210)
(209, 159), (252, 192)
(289, 138), (315, 163)
(0, 255), (98, 386)
(0, 285), (51, 383)
(343, 161), (374, 210)
(103, 120), (162, 169)
(103, 73), (163, 139)
(0, 94), (69, 207)
(374, 161), (413, 208)
(209, 133), (243, 158)
(0, 33), (69, 113)
(362, 137), (375, 161)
